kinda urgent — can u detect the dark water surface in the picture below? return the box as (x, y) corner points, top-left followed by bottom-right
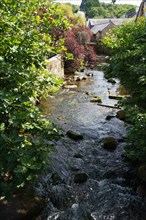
(35, 70), (146, 220)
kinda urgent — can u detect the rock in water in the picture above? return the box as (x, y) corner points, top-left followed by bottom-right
(85, 91), (94, 95)
(106, 115), (115, 120)
(64, 85), (77, 89)
(51, 172), (63, 185)
(102, 137), (117, 151)
(86, 72), (93, 77)
(116, 110), (127, 121)
(66, 130), (83, 140)
(90, 96), (102, 103)
(81, 76), (87, 80)
(74, 76), (81, 81)
(107, 78), (116, 84)
(73, 153), (83, 159)
(74, 173), (88, 183)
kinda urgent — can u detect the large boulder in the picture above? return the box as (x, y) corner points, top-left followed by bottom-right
(102, 137), (117, 151)
(90, 96), (102, 103)
(0, 190), (46, 220)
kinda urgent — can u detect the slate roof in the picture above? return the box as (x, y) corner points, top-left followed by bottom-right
(87, 18), (127, 27)
(91, 22), (111, 34)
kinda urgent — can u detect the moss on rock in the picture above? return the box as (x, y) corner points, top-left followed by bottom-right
(102, 137), (117, 151)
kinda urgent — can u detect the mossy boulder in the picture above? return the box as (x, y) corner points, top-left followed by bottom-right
(66, 130), (83, 140)
(90, 96), (102, 103)
(102, 137), (117, 151)
(116, 110), (127, 121)
(108, 94), (125, 100)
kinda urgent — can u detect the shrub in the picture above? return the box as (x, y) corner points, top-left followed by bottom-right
(64, 25), (97, 71)
(102, 18), (146, 162)
(0, 0), (70, 197)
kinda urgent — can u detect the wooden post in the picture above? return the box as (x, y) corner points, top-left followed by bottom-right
(144, 0), (146, 17)
(135, 0), (145, 23)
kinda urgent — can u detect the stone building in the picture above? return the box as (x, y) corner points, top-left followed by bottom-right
(90, 21), (115, 41)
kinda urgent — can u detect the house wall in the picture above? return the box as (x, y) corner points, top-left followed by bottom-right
(95, 31), (101, 40)
(46, 54), (64, 78)
(95, 23), (115, 40)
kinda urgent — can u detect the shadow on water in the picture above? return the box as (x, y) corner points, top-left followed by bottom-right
(35, 70), (146, 220)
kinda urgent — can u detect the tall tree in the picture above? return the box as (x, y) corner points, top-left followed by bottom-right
(80, 0), (100, 16)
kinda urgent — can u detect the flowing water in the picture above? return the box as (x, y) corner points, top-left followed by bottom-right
(35, 70), (146, 220)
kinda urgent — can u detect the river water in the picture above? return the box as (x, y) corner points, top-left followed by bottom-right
(35, 70), (146, 220)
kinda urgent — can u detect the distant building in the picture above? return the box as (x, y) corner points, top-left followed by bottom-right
(87, 18), (125, 29)
(87, 18), (127, 41)
(121, 8), (137, 18)
(87, 18), (132, 54)
(87, 18), (135, 41)
(90, 20), (115, 40)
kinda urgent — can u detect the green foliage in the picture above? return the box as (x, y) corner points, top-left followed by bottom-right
(0, 0), (70, 197)
(102, 18), (146, 162)
(57, 3), (74, 18)
(99, 3), (135, 18)
(80, 0), (135, 18)
(64, 25), (97, 72)
(80, 0), (100, 16)
(57, 3), (86, 26)
(72, 4), (80, 13)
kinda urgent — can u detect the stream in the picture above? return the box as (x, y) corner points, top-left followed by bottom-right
(35, 69), (146, 220)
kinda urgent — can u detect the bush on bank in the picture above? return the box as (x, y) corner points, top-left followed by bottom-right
(64, 25), (97, 72)
(0, 0), (70, 198)
(102, 18), (146, 162)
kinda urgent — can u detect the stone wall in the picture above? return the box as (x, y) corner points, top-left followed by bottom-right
(46, 54), (64, 78)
